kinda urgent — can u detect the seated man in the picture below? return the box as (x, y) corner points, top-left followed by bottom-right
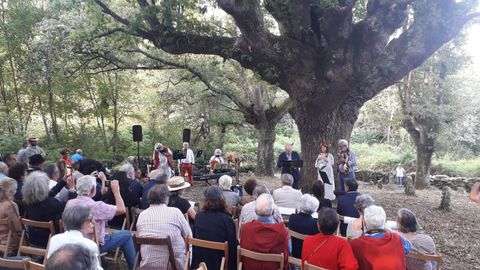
(46, 243), (97, 270)
(240, 193), (289, 270)
(65, 176), (135, 270)
(47, 205), (102, 270)
(239, 184), (283, 225)
(218, 175), (240, 207)
(272, 174), (302, 209)
(140, 168), (168, 209)
(337, 179), (361, 236)
(288, 194), (319, 259)
(136, 184), (192, 270)
(302, 208), (358, 270)
(350, 205), (411, 270)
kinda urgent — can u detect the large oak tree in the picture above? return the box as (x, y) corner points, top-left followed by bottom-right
(93, 0), (479, 189)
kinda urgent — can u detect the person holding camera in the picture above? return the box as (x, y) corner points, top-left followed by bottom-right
(66, 175), (136, 270)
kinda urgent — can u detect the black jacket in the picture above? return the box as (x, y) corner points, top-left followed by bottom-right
(336, 191), (361, 236)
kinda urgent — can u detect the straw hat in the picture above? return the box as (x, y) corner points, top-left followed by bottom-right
(168, 176), (191, 191)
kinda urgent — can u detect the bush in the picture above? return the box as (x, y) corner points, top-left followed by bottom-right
(432, 158), (480, 177)
(352, 143), (416, 171)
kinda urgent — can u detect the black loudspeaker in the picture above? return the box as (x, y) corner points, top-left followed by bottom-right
(182, 128), (191, 143)
(132, 125), (143, 142)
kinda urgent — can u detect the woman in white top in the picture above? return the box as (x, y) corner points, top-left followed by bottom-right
(315, 143), (335, 200)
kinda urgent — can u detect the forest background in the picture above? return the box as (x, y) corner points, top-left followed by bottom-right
(1, 0), (480, 180)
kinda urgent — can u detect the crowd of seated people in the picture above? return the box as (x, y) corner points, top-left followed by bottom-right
(0, 146), (443, 270)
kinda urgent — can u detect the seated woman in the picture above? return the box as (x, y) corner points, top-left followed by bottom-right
(0, 178), (22, 255)
(22, 171), (75, 248)
(346, 194), (375, 239)
(397, 208), (437, 270)
(218, 175), (240, 209)
(241, 178), (257, 205)
(191, 186), (237, 270)
(105, 171), (140, 228)
(288, 194), (319, 259)
(168, 176), (196, 221)
(311, 181), (332, 210)
(8, 163), (27, 216)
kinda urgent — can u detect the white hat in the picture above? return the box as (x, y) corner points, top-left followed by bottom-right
(168, 176), (191, 191)
(214, 149), (222, 155)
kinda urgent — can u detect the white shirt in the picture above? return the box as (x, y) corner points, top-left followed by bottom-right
(396, 167), (406, 177)
(272, 186), (302, 209)
(181, 149), (195, 164)
(47, 230), (102, 270)
(209, 156), (225, 164)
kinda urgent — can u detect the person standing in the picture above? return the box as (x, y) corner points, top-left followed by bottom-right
(152, 143), (173, 179)
(59, 148), (72, 167)
(337, 139), (357, 192)
(395, 165), (406, 187)
(277, 143), (302, 189)
(70, 149), (84, 163)
(315, 143), (335, 200)
(19, 137), (45, 164)
(180, 142), (195, 185)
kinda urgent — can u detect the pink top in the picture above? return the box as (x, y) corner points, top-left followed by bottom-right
(66, 196), (116, 244)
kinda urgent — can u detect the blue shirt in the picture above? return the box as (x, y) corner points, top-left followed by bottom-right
(365, 231), (411, 254)
(0, 173), (7, 181)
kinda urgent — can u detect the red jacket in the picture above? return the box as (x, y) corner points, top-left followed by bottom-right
(302, 233), (358, 270)
(240, 220), (289, 270)
(350, 231), (406, 270)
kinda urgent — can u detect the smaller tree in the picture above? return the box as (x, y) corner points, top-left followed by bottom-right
(398, 39), (468, 189)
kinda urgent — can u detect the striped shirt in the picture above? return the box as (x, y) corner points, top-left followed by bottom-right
(136, 204), (192, 269)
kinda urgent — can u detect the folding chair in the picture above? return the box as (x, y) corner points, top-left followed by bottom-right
(28, 261), (45, 270)
(0, 257), (30, 269)
(236, 246), (284, 270)
(185, 237), (228, 270)
(233, 218), (240, 242)
(197, 262), (208, 270)
(133, 234), (177, 270)
(0, 219), (12, 257)
(129, 208), (144, 232)
(103, 210), (131, 263)
(407, 253), (443, 270)
(17, 219), (55, 264)
(288, 229), (308, 267)
(304, 261), (329, 270)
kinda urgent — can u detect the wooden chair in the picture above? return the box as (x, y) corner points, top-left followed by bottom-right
(304, 261), (329, 270)
(17, 219), (55, 264)
(103, 209), (131, 263)
(197, 262), (208, 270)
(0, 218), (12, 257)
(233, 218), (240, 242)
(129, 208), (144, 232)
(0, 257), (30, 269)
(28, 261), (45, 270)
(236, 246), (284, 270)
(185, 237), (228, 270)
(406, 253), (442, 270)
(288, 229), (307, 267)
(133, 234), (177, 270)
(288, 256), (302, 268)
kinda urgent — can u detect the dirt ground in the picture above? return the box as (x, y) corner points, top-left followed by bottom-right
(109, 174), (480, 270)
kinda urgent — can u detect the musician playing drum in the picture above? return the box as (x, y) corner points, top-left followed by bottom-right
(209, 149), (225, 172)
(337, 139), (357, 192)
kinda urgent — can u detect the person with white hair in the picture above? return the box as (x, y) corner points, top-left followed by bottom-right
(276, 143), (302, 189)
(240, 193), (289, 269)
(239, 184), (283, 225)
(209, 149), (225, 172)
(272, 173), (302, 208)
(0, 162), (8, 180)
(351, 205), (411, 270)
(70, 149), (84, 163)
(218, 175), (240, 207)
(180, 142), (195, 184)
(337, 139), (357, 192)
(65, 175), (136, 270)
(119, 162), (143, 205)
(288, 194), (320, 258)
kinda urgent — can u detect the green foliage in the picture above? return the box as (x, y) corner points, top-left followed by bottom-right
(432, 158), (480, 177)
(352, 143), (416, 171)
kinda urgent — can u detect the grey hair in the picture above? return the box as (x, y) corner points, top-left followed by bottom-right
(148, 184), (170, 205)
(354, 194), (375, 214)
(0, 162), (7, 171)
(149, 168), (168, 184)
(252, 184), (270, 198)
(76, 175), (97, 196)
(63, 205), (91, 231)
(219, 175), (233, 190)
(299, 194), (319, 214)
(0, 178), (17, 201)
(46, 243), (96, 270)
(280, 174), (294, 186)
(338, 139), (349, 147)
(22, 171), (50, 204)
(255, 193), (274, 217)
(120, 162), (135, 178)
(363, 205), (386, 231)
(44, 164), (59, 179)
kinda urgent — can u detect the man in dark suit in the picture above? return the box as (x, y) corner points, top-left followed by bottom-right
(276, 143), (302, 189)
(336, 179), (360, 236)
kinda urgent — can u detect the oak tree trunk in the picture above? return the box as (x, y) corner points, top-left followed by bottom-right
(413, 137), (434, 189)
(255, 122), (277, 176)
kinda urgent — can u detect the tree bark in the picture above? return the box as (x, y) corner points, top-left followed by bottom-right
(255, 121), (277, 176)
(414, 140), (434, 189)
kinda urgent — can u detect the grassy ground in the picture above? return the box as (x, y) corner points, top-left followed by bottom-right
(108, 174), (480, 270)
